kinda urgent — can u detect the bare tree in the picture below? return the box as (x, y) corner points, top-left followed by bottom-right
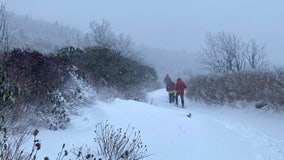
(0, 3), (15, 53)
(200, 31), (267, 73)
(85, 19), (115, 48)
(245, 39), (267, 70)
(84, 19), (135, 56)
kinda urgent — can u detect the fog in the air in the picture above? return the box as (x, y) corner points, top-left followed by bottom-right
(2, 0), (284, 81)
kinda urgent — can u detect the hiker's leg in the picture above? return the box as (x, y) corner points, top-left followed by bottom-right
(181, 92), (184, 107)
(171, 93), (175, 103)
(175, 93), (179, 105)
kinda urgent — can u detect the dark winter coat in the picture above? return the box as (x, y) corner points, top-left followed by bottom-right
(164, 74), (176, 93)
(164, 74), (171, 84)
(166, 81), (176, 93)
(175, 78), (187, 93)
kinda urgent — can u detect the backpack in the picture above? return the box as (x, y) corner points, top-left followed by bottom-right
(167, 81), (175, 91)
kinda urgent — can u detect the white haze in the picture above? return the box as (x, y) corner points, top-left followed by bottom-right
(1, 1), (283, 158)
(2, 0), (284, 67)
(11, 15), (83, 53)
(138, 45), (198, 83)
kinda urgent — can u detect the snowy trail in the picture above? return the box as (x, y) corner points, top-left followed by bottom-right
(148, 89), (284, 160)
(34, 88), (284, 160)
(195, 105), (284, 160)
(213, 118), (284, 160)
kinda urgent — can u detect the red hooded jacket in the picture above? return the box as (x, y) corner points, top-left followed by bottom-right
(175, 78), (187, 93)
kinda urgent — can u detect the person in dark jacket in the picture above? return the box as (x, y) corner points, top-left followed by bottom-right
(164, 74), (176, 103)
(175, 78), (187, 107)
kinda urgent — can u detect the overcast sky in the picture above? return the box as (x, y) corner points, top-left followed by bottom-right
(2, 0), (284, 65)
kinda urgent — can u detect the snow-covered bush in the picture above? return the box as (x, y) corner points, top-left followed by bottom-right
(0, 65), (19, 109)
(1, 49), (70, 105)
(0, 49), (72, 130)
(17, 89), (70, 131)
(56, 46), (158, 101)
(0, 48), (97, 130)
(46, 89), (70, 130)
(0, 64), (22, 130)
(60, 69), (97, 110)
(187, 69), (284, 110)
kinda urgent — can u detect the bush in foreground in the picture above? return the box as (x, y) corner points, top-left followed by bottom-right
(94, 122), (149, 160)
(0, 121), (149, 160)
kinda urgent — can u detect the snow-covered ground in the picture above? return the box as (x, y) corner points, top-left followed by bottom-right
(33, 89), (284, 160)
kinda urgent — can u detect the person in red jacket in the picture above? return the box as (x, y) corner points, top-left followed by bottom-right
(175, 78), (187, 107)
